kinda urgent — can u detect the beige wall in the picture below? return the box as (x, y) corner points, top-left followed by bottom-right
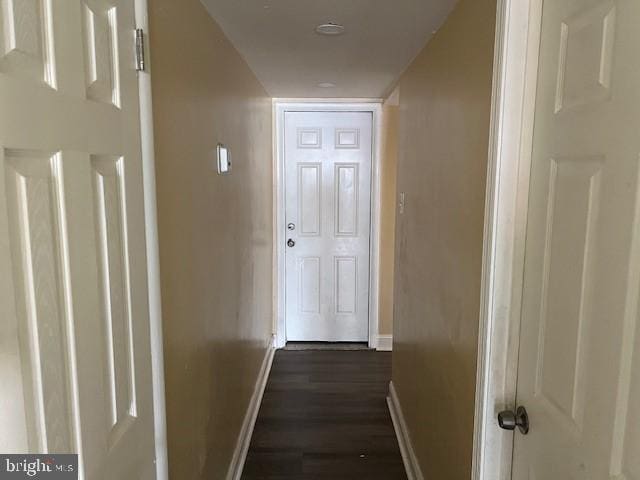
(391, 0), (496, 478)
(379, 96), (399, 336)
(149, 0), (273, 478)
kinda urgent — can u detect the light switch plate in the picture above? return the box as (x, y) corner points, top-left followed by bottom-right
(217, 143), (232, 175)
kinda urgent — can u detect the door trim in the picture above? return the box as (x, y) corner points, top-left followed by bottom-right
(472, 0), (543, 479)
(273, 100), (383, 349)
(134, 1), (169, 478)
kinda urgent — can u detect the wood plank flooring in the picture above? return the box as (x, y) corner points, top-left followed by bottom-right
(241, 350), (407, 480)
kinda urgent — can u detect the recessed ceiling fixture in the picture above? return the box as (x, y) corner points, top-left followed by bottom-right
(317, 82), (336, 88)
(315, 22), (345, 36)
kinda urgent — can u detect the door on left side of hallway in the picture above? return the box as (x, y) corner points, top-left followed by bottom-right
(0, 1), (156, 478)
(284, 111), (373, 342)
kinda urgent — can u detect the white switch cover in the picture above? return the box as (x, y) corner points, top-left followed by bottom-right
(217, 144), (232, 175)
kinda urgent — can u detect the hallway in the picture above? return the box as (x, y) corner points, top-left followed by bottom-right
(3, 0), (636, 477)
(242, 350), (406, 480)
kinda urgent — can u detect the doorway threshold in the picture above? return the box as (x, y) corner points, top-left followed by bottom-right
(283, 342), (372, 351)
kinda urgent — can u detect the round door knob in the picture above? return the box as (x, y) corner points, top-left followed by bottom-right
(287, 239), (295, 247)
(498, 406), (529, 434)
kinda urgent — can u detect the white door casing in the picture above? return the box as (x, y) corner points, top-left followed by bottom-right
(284, 111), (372, 342)
(0, 1), (156, 478)
(511, 0), (640, 478)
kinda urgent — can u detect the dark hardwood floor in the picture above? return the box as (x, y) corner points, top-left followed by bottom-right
(241, 349), (407, 480)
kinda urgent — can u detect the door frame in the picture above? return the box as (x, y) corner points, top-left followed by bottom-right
(472, 0), (544, 478)
(273, 100), (383, 349)
(134, 0), (169, 478)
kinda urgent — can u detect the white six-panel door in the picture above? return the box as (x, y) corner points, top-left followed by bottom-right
(284, 111), (372, 342)
(0, 1), (156, 478)
(512, 0), (640, 478)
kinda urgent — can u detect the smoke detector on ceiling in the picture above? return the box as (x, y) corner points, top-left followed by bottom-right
(317, 82), (336, 88)
(315, 23), (345, 36)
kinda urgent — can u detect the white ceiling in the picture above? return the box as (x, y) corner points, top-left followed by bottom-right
(200, 0), (459, 98)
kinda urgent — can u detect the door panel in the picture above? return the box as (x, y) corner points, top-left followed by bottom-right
(284, 111), (372, 342)
(3, 150), (75, 454)
(534, 157), (601, 433)
(512, 0), (640, 478)
(335, 256), (357, 315)
(335, 164), (359, 236)
(81, 2), (119, 107)
(299, 256), (321, 314)
(0, 0), (55, 85)
(91, 155), (138, 446)
(0, 1), (156, 479)
(612, 321), (640, 479)
(299, 163), (321, 236)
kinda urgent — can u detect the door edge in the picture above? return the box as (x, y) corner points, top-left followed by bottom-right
(134, 1), (169, 478)
(472, 0), (543, 479)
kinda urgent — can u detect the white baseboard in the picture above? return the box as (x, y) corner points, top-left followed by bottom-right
(387, 381), (424, 480)
(376, 334), (393, 351)
(226, 336), (275, 480)
(274, 332), (286, 349)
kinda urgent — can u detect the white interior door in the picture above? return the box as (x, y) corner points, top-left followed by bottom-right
(511, 0), (640, 478)
(0, 1), (156, 478)
(284, 111), (372, 342)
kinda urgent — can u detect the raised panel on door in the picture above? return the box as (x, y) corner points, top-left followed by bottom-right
(0, 0), (55, 86)
(299, 256), (321, 314)
(554, 1), (616, 113)
(609, 162), (640, 480)
(334, 164), (359, 237)
(81, 0), (120, 106)
(298, 163), (321, 236)
(297, 127), (322, 149)
(534, 157), (602, 434)
(91, 155), (138, 448)
(335, 256), (357, 315)
(335, 128), (360, 149)
(610, 287), (640, 479)
(2, 149), (78, 454)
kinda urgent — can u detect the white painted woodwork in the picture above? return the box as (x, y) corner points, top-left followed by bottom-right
(284, 111), (372, 341)
(134, 0), (169, 475)
(512, 0), (640, 478)
(0, 1), (156, 478)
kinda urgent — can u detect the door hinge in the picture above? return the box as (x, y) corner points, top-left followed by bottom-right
(135, 28), (146, 72)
